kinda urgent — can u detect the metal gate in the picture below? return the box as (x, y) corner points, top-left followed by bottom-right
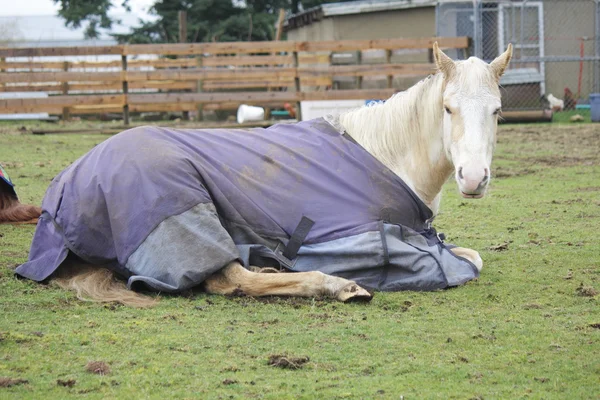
(437, 0), (600, 110)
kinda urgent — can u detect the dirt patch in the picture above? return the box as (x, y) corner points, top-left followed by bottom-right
(57, 379), (76, 387)
(85, 361), (110, 375)
(589, 323), (600, 329)
(497, 124), (600, 168)
(523, 303), (542, 310)
(576, 186), (600, 192)
(576, 284), (598, 297)
(227, 288), (247, 297)
(489, 241), (511, 251)
(222, 379), (238, 385)
(529, 155), (597, 167)
(268, 354), (310, 370)
(493, 167), (537, 179)
(0, 377), (28, 388)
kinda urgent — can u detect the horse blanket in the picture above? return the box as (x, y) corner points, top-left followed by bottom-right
(0, 163), (18, 199)
(16, 117), (478, 292)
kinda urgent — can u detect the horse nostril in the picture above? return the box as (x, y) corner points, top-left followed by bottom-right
(458, 167), (464, 180)
(483, 168), (489, 182)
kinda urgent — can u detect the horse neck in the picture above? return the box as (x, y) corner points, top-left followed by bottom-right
(338, 74), (454, 213)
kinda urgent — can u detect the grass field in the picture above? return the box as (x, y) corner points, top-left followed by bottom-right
(1, 119), (599, 399)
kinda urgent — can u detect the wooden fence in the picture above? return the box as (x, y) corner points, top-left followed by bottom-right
(0, 37), (469, 123)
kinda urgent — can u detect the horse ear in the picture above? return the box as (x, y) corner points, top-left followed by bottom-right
(490, 43), (513, 80)
(433, 41), (456, 80)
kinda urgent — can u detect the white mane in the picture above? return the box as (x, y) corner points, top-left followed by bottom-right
(335, 73), (450, 213)
(334, 55), (503, 215)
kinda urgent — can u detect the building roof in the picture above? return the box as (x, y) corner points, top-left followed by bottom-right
(285, 0), (437, 31)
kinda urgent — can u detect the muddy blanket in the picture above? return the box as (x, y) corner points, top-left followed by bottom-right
(16, 118), (478, 292)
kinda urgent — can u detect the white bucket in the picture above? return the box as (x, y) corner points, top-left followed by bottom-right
(237, 104), (265, 124)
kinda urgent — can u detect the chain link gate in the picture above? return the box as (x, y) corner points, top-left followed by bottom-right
(437, 0), (600, 110)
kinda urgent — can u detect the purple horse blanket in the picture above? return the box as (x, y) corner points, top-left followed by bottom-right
(16, 117), (478, 292)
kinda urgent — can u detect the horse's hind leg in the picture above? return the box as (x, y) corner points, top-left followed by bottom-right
(204, 262), (372, 302)
(450, 247), (483, 271)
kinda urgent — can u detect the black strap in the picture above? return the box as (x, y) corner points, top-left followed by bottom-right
(281, 216), (315, 260)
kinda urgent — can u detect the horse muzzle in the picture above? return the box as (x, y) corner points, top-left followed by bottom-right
(456, 166), (489, 199)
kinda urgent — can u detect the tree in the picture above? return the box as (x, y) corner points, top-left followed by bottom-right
(53, 0), (129, 39)
(53, 0), (354, 43)
(0, 20), (24, 47)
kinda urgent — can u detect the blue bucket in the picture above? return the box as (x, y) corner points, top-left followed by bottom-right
(591, 93), (600, 122)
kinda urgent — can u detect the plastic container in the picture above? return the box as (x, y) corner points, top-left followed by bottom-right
(590, 93), (600, 122)
(237, 104), (265, 124)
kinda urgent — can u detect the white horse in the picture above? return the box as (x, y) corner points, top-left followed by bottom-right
(49, 42), (512, 306)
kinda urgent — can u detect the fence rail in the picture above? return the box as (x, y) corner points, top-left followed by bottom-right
(0, 36), (469, 122)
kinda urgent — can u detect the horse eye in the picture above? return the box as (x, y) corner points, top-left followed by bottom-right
(493, 108), (501, 115)
(444, 106), (452, 114)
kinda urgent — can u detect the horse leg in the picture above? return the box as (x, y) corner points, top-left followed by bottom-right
(204, 261), (372, 302)
(450, 247), (483, 271)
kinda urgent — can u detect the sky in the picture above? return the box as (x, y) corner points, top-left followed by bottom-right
(0, 0), (155, 17)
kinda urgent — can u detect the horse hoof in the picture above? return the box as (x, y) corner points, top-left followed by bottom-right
(336, 283), (373, 302)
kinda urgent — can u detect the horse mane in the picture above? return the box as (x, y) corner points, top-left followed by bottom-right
(338, 73), (445, 167)
(0, 191), (42, 224)
(336, 73), (449, 208)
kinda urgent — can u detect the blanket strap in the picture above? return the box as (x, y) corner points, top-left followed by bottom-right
(273, 216), (315, 268)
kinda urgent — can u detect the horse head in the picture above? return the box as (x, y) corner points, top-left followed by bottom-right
(433, 42), (512, 199)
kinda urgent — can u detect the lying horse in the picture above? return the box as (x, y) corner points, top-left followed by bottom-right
(15, 43), (512, 307)
(0, 164), (42, 224)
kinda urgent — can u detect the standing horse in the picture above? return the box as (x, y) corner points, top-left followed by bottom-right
(15, 43), (512, 307)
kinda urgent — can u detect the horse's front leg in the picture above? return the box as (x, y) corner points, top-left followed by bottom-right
(450, 247), (483, 271)
(204, 262), (372, 302)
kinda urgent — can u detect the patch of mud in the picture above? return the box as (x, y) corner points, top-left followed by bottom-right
(497, 124), (600, 167)
(0, 377), (28, 388)
(576, 283), (598, 297)
(85, 361), (110, 375)
(57, 379), (76, 387)
(529, 156), (597, 167)
(493, 167), (537, 179)
(576, 186), (600, 192)
(489, 241), (511, 251)
(268, 354), (310, 369)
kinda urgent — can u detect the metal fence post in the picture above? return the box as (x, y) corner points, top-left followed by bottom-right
(473, 0), (482, 59)
(596, 0), (600, 92)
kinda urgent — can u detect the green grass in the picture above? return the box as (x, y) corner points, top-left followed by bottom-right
(1, 121), (599, 399)
(550, 109), (592, 124)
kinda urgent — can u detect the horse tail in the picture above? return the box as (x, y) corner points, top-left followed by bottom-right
(0, 191), (42, 224)
(52, 261), (158, 308)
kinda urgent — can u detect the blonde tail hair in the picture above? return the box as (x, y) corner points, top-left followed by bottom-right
(51, 261), (158, 308)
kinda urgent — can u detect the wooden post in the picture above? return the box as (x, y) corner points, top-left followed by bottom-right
(386, 49), (393, 89)
(178, 11), (187, 43)
(62, 61), (70, 121)
(0, 57), (5, 92)
(196, 55), (204, 121)
(264, 8), (286, 120)
(121, 55), (129, 125)
(293, 50), (302, 121)
(356, 50), (363, 89)
(179, 10), (190, 121)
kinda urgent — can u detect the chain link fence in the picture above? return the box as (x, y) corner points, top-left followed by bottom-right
(437, 0), (600, 110)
